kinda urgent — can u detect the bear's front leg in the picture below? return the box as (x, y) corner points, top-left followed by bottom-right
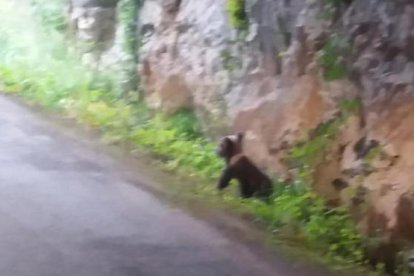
(216, 167), (233, 191)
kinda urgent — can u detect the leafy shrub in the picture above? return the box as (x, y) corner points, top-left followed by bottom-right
(165, 109), (203, 139)
(305, 206), (364, 262)
(117, 0), (141, 95)
(251, 185), (364, 264)
(287, 97), (359, 185)
(338, 98), (361, 114)
(288, 118), (342, 185)
(129, 113), (223, 179)
(280, 101), (365, 264)
(220, 49), (242, 71)
(318, 35), (349, 81)
(31, 0), (67, 31)
(226, 0), (249, 30)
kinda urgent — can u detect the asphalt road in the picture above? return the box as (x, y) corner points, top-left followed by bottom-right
(0, 94), (291, 276)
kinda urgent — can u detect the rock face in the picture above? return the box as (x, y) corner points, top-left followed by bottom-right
(69, 0), (414, 253)
(139, 0), (233, 131)
(137, 0), (414, 249)
(68, 0), (121, 68)
(68, 0), (138, 93)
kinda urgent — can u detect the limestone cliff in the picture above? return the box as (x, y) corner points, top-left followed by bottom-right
(68, 0), (414, 249)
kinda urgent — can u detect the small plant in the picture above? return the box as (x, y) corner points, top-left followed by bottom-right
(320, 0), (352, 21)
(338, 98), (361, 115)
(220, 49), (242, 71)
(31, 0), (67, 31)
(287, 97), (360, 185)
(101, 0), (142, 96)
(129, 111), (223, 179)
(305, 206), (364, 262)
(288, 118), (342, 184)
(226, 0), (249, 30)
(318, 35), (349, 81)
(281, 100), (366, 264)
(165, 109), (202, 139)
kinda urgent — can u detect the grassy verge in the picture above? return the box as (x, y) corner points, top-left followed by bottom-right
(0, 0), (375, 273)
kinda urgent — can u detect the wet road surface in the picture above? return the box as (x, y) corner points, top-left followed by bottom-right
(0, 94), (288, 276)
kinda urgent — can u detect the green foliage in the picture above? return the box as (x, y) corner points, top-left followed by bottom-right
(112, 0), (141, 96)
(220, 49), (242, 71)
(364, 146), (381, 164)
(119, 0), (140, 53)
(226, 0), (249, 30)
(287, 98), (359, 185)
(305, 207), (364, 262)
(338, 98), (361, 114)
(129, 113), (223, 179)
(250, 185), (364, 264)
(0, 1), (92, 107)
(30, 0), (67, 31)
(320, 0), (350, 21)
(280, 101), (365, 265)
(288, 119), (342, 184)
(318, 35), (349, 81)
(165, 109), (203, 139)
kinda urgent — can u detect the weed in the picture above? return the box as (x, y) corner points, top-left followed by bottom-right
(220, 49), (242, 71)
(164, 109), (203, 139)
(288, 118), (343, 184)
(287, 98), (361, 186)
(282, 100), (366, 264)
(338, 98), (361, 115)
(320, 0), (352, 21)
(129, 112), (223, 179)
(318, 35), (349, 81)
(226, 0), (249, 30)
(117, 0), (141, 95)
(31, 0), (67, 31)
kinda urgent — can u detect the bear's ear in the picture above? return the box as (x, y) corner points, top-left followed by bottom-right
(216, 136), (233, 158)
(219, 137), (233, 151)
(220, 136), (233, 145)
(222, 137), (231, 144)
(236, 132), (244, 143)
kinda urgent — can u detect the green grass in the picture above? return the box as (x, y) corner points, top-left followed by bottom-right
(129, 112), (224, 179)
(248, 185), (363, 260)
(0, 0), (376, 272)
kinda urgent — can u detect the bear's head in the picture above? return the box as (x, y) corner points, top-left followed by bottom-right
(216, 132), (244, 160)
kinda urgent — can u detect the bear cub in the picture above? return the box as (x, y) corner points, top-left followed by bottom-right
(215, 132), (273, 199)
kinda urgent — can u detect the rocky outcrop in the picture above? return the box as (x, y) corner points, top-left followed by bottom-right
(139, 0), (233, 132)
(68, 0), (122, 69)
(68, 0), (140, 93)
(337, 0), (414, 250)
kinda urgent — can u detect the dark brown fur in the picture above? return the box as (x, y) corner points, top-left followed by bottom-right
(216, 133), (273, 199)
